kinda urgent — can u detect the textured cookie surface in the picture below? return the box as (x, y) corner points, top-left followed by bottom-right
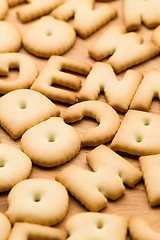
(0, 212), (11, 240)
(0, 21), (21, 53)
(21, 117), (81, 167)
(89, 24), (159, 73)
(65, 212), (128, 240)
(22, 16), (76, 58)
(0, 0), (8, 20)
(31, 55), (91, 104)
(0, 143), (32, 192)
(129, 217), (160, 240)
(0, 53), (38, 94)
(52, 0), (117, 38)
(111, 110), (160, 155)
(17, 0), (63, 23)
(63, 101), (120, 146)
(140, 154), (160, 206)
(130, 70), (160, 111)
(56, 145), (142, 211)
(79, 62), (142, 112)
(0, 89), (60, 139)
(6, 178), (69, 226)
(124, 0), (160, 31)
(8, 222), (66, 240)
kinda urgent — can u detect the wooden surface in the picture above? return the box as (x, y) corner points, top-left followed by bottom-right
(1, 0), (160, 238)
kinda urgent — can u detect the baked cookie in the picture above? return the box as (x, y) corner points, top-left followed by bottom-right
(0, 212), (11, 240)
(0, 0), (8, 20)
(8, 222), (66, 240)
(124, 0), (160, 31)
(21, 117), (81, 167)
(7, 0), (24, 7)
(0, 89), (60, 139)
(129, 217), (160, 240)
(17, 0), (63, 23)
(0, 53), (37, 93)
(111, 110), (160, 156)
(0, 21), (21, 53)
(52, 0), (117, 38)
(130, 70), (160, 111)
(63, 101), (120, 146)
(78, 62), (142, 112)
(152, 25), (160, 49)
(22, 16), (76, 58)
(89, 24), (159, 73)
(56, 145), (142, 211)
(31, 56), (92, 104)
(65, 212), (128, 240)
(140, 154), (160, 206)
(6, 178), (69, 226)
(0, 143), (32, 192)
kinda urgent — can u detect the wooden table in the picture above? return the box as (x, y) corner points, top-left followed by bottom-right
(1, 0), (160, 238)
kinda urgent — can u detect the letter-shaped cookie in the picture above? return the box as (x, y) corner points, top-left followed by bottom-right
(6, 178), (69, 226)
(63, 101), (120, 146)
(0, 22), (21, 53)
(152, 25), (160, 49)
(124, 0), (160, 31)
(8, 0), (25, 7)
(129, 217), (160, 240)
(0, 53), (37, 93)
(79, 63), (142, 112)
(22, 16), (76, 58)
(140, 154), (160, 206)
(0, 89), (60, 139)
(130, 70), (160, 111)
(89, 24), (159, 73)
(0, 212), (11, 240)
(111, 110), (160, 156)
(8, 222), (66, 240)
(31, 56), (92, 104)
(17, 0), (63, 23)
(0, 144), (32, 192)
(56, 145), (142, 211)
(0, 0), (8, 20)
(52, 0), (117, 38)
(21, 117), (81, 167)
(65, 212), (128, 240)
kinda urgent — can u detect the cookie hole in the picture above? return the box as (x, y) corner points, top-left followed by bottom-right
(33, 193), (41, 202)
(46, 31), (52, 36)
(136, 136), (143, 143)
(0, 158), (5, 168)
(143, 118), (150, 126)
(19, 102), (27, 109)
(96, 221), (104, 229)
(48, 134), (55, 142)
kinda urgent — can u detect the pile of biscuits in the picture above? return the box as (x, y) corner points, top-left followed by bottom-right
(1, 0), (160, 239)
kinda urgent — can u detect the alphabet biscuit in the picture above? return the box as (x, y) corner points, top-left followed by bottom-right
(56, 145), (142, 211)
(6, 178), (69, 226)
(17, 0), (63, 23)
(52, 0), (117, 38)
(21, 117), (81, 167)
(79, 62), (142, 112)
(111, 110), (160, 156)
(0, 89), (60, 139)
(65, 212), (128, 240)
(89, 24), (159, 73)
(63, 101), (120, 146)
(124, 0), (160, 31)
(8, 222), (66, 240)
(31, 56), (92, 104)
(0, 53), (37, 94)
(22, 16), (76, 58)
